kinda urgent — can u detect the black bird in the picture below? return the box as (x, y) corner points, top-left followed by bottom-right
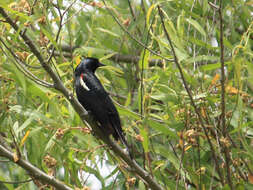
(75, 57), (131, 157)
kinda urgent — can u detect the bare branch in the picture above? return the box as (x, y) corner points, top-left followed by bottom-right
(218, 0), (233, 188)
(127, 0), (136, 21)
(0, 144), (73, 190)
(0, 178), (32, 184)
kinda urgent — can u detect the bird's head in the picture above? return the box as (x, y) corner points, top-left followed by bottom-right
(75, 57), (105, 76)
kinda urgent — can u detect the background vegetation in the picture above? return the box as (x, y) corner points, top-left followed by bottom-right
(0, 0), (252, 189)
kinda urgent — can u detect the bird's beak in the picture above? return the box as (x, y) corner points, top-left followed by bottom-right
(98, 62), (105, 67)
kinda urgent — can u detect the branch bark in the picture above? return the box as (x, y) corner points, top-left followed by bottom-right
(218, 1), (233, 189)
(0, 143), (73, 190)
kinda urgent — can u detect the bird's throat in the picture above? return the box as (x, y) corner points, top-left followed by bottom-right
(80, 73), (90, 91)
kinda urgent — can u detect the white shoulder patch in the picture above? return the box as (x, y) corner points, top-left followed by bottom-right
(80, 77), (90, 91)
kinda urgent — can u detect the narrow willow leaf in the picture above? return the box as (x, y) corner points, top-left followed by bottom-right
(177, 11), (185, 37)
(158, 146), (191, 180)
(183, 55), (219, 64)
(100, 52), (117, 61)
(96, 28), (119, 37)
(140, 127), (149, 152)
(186, 18), (206, 38)
(116, 103), (140, 120)
(146, 3), (156, 26)
(13, 121), (19, 137)
(79, 47), (111, 55)
(44, 134), (56, 152)
(3, 62), (27, 97)
(84, 165), (105, 188)
(148, 120), (177, 138)
(103, 65), (123, 75)
(139, 50), (150, 70)
(188, 37), (218, 50)
(201, 61), (231, 71)
(124, 92), (131, 107)
(17, 117), (33, 134)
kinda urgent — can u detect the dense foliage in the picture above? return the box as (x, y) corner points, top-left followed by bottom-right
(0, 0), (252, 189)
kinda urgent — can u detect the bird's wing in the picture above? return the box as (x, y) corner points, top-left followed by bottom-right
(81, 72), (105, 92)
(80, 72), (132, 157)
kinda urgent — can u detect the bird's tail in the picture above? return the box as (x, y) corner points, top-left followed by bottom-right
(114, 127), (133, 159)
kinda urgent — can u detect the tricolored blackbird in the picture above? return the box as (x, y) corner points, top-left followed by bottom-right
(75, 57), (131, 157)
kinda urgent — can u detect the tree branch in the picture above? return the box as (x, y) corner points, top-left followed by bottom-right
(0, 178), (32, 184)
(218, 1), (233, 189)
(0, 144), (73, 190)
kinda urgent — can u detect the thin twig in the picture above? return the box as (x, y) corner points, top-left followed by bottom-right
(140, 14), (156, 175)
(46, 1), (64, 64)
(0, 38), (53, 88)
(176, 138), (186, 190)
(219, 2), (226, 137)
(157, 5), (224, 184)
(30, 0), (38, 15)
(47, 0), (77, 64)
(0, 178), (32, 184)
(0, 160), (10, 162)
(127, 0), (136, 21)
(218, 0), (233, 189)
(101, 0), (173, 63)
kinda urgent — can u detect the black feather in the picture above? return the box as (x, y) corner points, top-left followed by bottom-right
(75, 57), (132, 158)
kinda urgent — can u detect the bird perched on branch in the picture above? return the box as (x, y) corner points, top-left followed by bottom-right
(75, 57), (132, 158)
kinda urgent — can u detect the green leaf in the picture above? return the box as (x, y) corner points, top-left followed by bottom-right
(40, 26), (58, 50)
(3, 62), (27, 96)
(124, 92), (131, 107)
(147, 119), (177, 138)
(183, 55), (219, 64)
(100, 52), (117, 61)
(13, 121), (19, 138)
(140, 127), (149, 152)
(188, 36), (218, 50)
(10, 105), (55, 124)
(146, 3), (156, 26)
(103, 65), (123, 75)
(0, 175), (13, 190)
(186, 18), (206, 38)
(201, 61), (231, 71)
(77, 47), (112, 56)
(0, 4), (31, 21)
(96, 28), (120, 37)
(116, 103), (140, 120)
(84, 165), (105, 188)
(177, 11), (185, 37)
(17, 116), (33, 134)
(139, 50), (150, 70)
